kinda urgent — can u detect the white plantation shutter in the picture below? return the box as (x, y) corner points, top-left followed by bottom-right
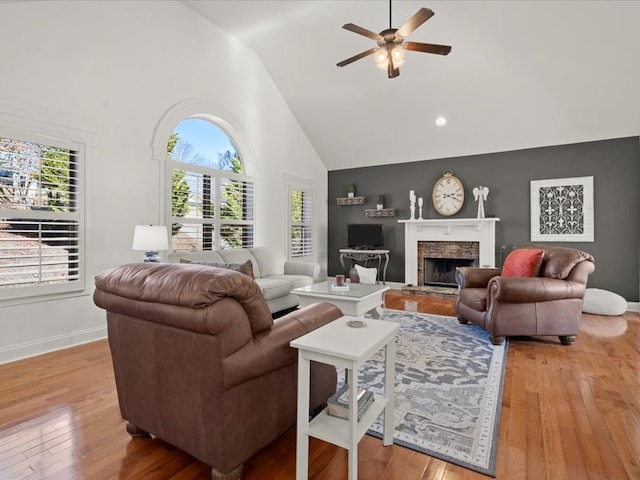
(219, 176), (254, 249)
(289, 187), (312, 259)
(169, 163), (254, 252)
(0, 134), (83, 299)
(170, 167), (216, 251)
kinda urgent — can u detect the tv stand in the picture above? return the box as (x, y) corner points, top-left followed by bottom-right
(339, 248), (390, 284)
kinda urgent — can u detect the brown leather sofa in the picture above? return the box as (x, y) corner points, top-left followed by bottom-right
(455, 246), (595, 346)
(93, 262), (342, 480)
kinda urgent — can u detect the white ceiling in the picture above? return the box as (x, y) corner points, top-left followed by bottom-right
(182, 1), (640, 171)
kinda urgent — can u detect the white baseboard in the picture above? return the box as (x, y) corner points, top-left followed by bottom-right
(628, 302), (640, 313)
(0, 325), (107, 366)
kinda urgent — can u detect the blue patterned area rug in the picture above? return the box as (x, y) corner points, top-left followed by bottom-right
(346, 309), (508, 477)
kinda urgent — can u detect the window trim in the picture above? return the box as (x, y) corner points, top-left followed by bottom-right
(152, 99), (260, 251)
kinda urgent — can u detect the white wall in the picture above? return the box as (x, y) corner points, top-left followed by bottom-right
(0, 0), (329, 364)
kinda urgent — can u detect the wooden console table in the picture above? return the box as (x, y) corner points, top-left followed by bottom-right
(339, 248), (390, 284)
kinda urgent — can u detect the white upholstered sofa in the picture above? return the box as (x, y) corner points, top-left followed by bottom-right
(170, 246), (320, 314)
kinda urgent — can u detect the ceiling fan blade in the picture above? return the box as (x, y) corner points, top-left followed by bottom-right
(342, 23), (383, 41)
(405, 41), (452, 55)
(397, 8), (435, 37)
(337, 47), (377, 67)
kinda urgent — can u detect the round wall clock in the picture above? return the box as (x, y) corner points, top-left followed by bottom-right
(432, 170), (464, 216)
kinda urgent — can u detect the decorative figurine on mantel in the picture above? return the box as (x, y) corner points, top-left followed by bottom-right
(473, 186), (489, 219)
(409, 190), (416, 220)
(376, 194), (384, 210)
(348, 184), (356, 198)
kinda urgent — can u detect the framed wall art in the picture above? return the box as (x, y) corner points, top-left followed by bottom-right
(530, 176), (594, 242)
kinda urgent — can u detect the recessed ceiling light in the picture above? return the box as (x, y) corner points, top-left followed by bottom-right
(435, 116), (447, 126)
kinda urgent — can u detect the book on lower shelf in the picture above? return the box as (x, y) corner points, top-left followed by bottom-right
(326, 384), (374, 421)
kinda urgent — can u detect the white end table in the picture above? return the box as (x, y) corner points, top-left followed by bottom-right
(290, 316), (399, 480)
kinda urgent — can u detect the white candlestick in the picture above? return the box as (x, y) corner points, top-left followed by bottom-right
(418, 197), (423, 207)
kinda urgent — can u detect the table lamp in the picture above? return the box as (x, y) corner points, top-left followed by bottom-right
(132, 225), (169, 262)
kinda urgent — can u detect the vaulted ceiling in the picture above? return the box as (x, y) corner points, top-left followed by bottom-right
(182, 1), (640, 171)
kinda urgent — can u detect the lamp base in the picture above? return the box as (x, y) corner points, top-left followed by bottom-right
(143, 251), (160, 262)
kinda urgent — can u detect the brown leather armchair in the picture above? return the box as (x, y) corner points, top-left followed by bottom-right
(93, 262), (342, 480)
(455, 246), (595, 346)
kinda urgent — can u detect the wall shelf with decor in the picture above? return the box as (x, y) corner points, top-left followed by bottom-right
(337, 196), (366, 206)
(365, 208), (396, 217)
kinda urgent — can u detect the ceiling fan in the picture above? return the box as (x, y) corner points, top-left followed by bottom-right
(337, 1), (452, 78)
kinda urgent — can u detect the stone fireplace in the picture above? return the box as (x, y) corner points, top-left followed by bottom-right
(399, 218), (500, 285)
(419, 241), (479, 287)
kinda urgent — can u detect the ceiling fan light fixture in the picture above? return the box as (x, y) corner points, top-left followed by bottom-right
(374, 44), (405, 71)
(391, 44), (405, 64)
(374, 47), (389, 69)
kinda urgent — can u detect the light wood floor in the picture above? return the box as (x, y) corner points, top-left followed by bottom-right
(1, 291), (639, 479)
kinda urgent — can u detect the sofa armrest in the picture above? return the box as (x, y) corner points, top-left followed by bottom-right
(488, 276), (587, 303)
(222, 302), (342, 389)
(284, 260), (320, 280)
(456, 267), (501, 289)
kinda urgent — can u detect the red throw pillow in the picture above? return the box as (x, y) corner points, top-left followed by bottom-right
(502, 249), (544, 277)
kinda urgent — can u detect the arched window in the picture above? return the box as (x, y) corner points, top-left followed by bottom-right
(167, 118), (254, 252)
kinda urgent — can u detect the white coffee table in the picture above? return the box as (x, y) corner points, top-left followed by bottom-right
(291, 316), (399, 480)
(293, 281), (390, 317)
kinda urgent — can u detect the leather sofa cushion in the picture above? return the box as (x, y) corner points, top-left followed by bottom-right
(94, 262), (274, 334)
(458, 288), (487, 312)
(536, 246), (594, 279)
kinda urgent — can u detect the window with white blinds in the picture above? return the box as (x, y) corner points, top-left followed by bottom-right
(289, 188), (312, 259)
(168, 120), (254, 252)
(0, 134), (83, 299)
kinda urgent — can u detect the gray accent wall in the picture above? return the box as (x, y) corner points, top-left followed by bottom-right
(328, 136), (640, 301)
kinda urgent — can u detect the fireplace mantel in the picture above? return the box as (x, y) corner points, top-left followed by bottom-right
(398, 218), (500, 284)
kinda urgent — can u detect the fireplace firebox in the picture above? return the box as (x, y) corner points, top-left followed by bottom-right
(423, 257), (478, 287)
(417, 240), (480, 288)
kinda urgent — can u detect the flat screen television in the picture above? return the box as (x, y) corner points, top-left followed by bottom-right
(347, 224), (384, 249)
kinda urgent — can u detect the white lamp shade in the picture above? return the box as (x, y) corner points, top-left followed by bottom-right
(132, 225), (169, 251)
